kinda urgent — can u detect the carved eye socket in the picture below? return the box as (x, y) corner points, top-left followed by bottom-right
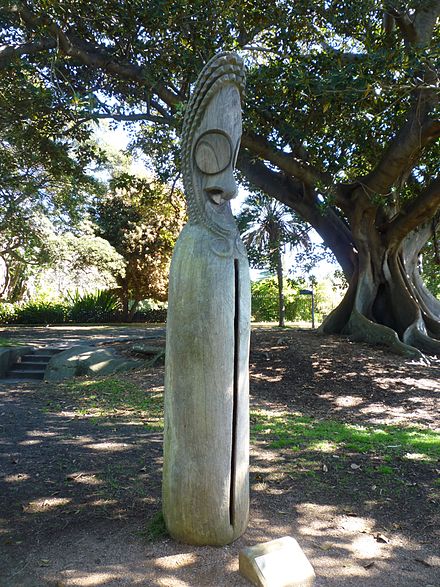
(194, 130), (232, 175)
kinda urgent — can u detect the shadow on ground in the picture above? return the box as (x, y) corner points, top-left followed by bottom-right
(0, 328), (439, 586)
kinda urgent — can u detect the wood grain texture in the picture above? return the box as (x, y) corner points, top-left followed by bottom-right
(163, 225), (250, 545)
(163, 52), (249, 546)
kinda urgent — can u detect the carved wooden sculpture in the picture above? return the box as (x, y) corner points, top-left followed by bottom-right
(162, 53), (250, 546)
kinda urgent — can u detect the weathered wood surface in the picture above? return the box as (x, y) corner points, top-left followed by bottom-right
(162, 53), (250, 545)
(163, 224), (250, 545)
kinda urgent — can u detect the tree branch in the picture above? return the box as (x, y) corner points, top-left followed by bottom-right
(384, 6), (417, 44)
(8, 4), (180, 109)
(385, 1), (440, 46)
(241, 132), (333, 187)
(0, 37), (57, 65)
(82, 112), (173, 125)
(237, 150), (356, 278)
(386, 176), (440, 245)
(362, 117), (440, 195)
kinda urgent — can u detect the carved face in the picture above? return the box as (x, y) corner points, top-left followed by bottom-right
(192, 84), (242, 212)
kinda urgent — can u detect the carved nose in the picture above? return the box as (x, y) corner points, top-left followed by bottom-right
(205, 171), (237, 205)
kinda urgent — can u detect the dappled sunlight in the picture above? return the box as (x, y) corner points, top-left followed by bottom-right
(307, 440), (337, 452)
(66, 471), (103, 486)
(61, 434), (96, 444)
(292, 502), (395, 576)
(154, 552), (197, 570)
(404, 452), (429, 461)
(3, 473), (30, 483)
(251, 370), (286, 383)
(20, 439), (41, 445)
(89, 499), (118, 507)
(351, 534), (384, 559)
(55, 570), (122, 586)
(23, 496), (71, 513)
(334, 395), (364, 408)
(1, 328), (438, 586)
(159, 579), (191, 587)
(86, 441), (133, 452)
(375, 376), (439, 391)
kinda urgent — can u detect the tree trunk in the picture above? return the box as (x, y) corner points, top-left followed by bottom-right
(120, 282), (130, 322)
(276, 248), (285, 327)
(127, 299), (140, 322)
(319, 202), (440, 360)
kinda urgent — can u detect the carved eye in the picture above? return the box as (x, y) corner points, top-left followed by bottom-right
(194, 130), (232, 175)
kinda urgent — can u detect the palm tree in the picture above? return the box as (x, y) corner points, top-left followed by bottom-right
(237, 193), (310, 327)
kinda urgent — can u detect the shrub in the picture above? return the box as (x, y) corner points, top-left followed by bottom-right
(0, 302), (17, 324)
(68, 290), (122, 323)
(132, 308), (167, 323)
(251, 277), (314, 322)
(13, 300), (67, 324)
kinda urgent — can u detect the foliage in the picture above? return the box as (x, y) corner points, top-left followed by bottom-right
(11, 299), (68, 325)
(251, 278), (310, 322)
(0, 302), (16, 324)
(132, 308), (167, 323)
(0, 293), (167, 325)
(1, 1), (439, 354)
(0, 60), (105, 301)
(93, 172), (186, 319)
(0, 336), (23, 347)
(238, 193), (310, 271)
(15, 219), (125, 303)
(420, 229), (440, 298)
(238, 192), (311, 326)
(251, 276), (343, 323)
(67, 289), (121, 323)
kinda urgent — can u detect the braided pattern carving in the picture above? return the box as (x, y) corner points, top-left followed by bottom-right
(181, 52), (245, 236)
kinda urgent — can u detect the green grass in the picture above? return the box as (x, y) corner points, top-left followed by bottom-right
(251, 409), (440, 463)
(47, 376), (164, 430)
(0, 337), (23, 347)
(141, 511), (169, 541)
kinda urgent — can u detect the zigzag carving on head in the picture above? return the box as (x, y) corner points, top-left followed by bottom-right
(181, 52), (245, 236)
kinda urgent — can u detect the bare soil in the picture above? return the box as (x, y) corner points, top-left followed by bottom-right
(0, 328), (439, 586)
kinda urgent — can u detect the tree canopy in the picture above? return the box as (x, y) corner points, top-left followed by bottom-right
(92, 172), (186, 319)
(1, 1), (439, 356)
(237, 192), (311, 326)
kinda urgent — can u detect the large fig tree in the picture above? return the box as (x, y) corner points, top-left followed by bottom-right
(1, 1), (439, 357)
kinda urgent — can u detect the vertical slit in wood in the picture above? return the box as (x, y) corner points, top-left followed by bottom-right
(230, 259), (239, 527)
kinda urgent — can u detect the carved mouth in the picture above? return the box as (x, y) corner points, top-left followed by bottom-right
(207, 189), (224, 205)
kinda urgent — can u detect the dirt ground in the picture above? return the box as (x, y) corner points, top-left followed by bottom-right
(0, 328), (439, 586)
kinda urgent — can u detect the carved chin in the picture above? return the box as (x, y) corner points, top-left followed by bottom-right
(204, 198), (236, 230)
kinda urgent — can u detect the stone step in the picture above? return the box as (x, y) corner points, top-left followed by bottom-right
(14, 361), (47, 371)
(40, 348), (64, 355)
(5, 348), (64, 380)
(7, 369), (45, 380)
(21, 355), (53, 363)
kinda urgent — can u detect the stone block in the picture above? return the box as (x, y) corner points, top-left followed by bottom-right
(239, 536), (315, 587)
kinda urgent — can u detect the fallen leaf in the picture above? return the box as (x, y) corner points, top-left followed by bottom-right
(322, 464), (328, 473)
(350, 463), (361, 470)
(363, 561), (375, 569)
(375, 533), (389, 544)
